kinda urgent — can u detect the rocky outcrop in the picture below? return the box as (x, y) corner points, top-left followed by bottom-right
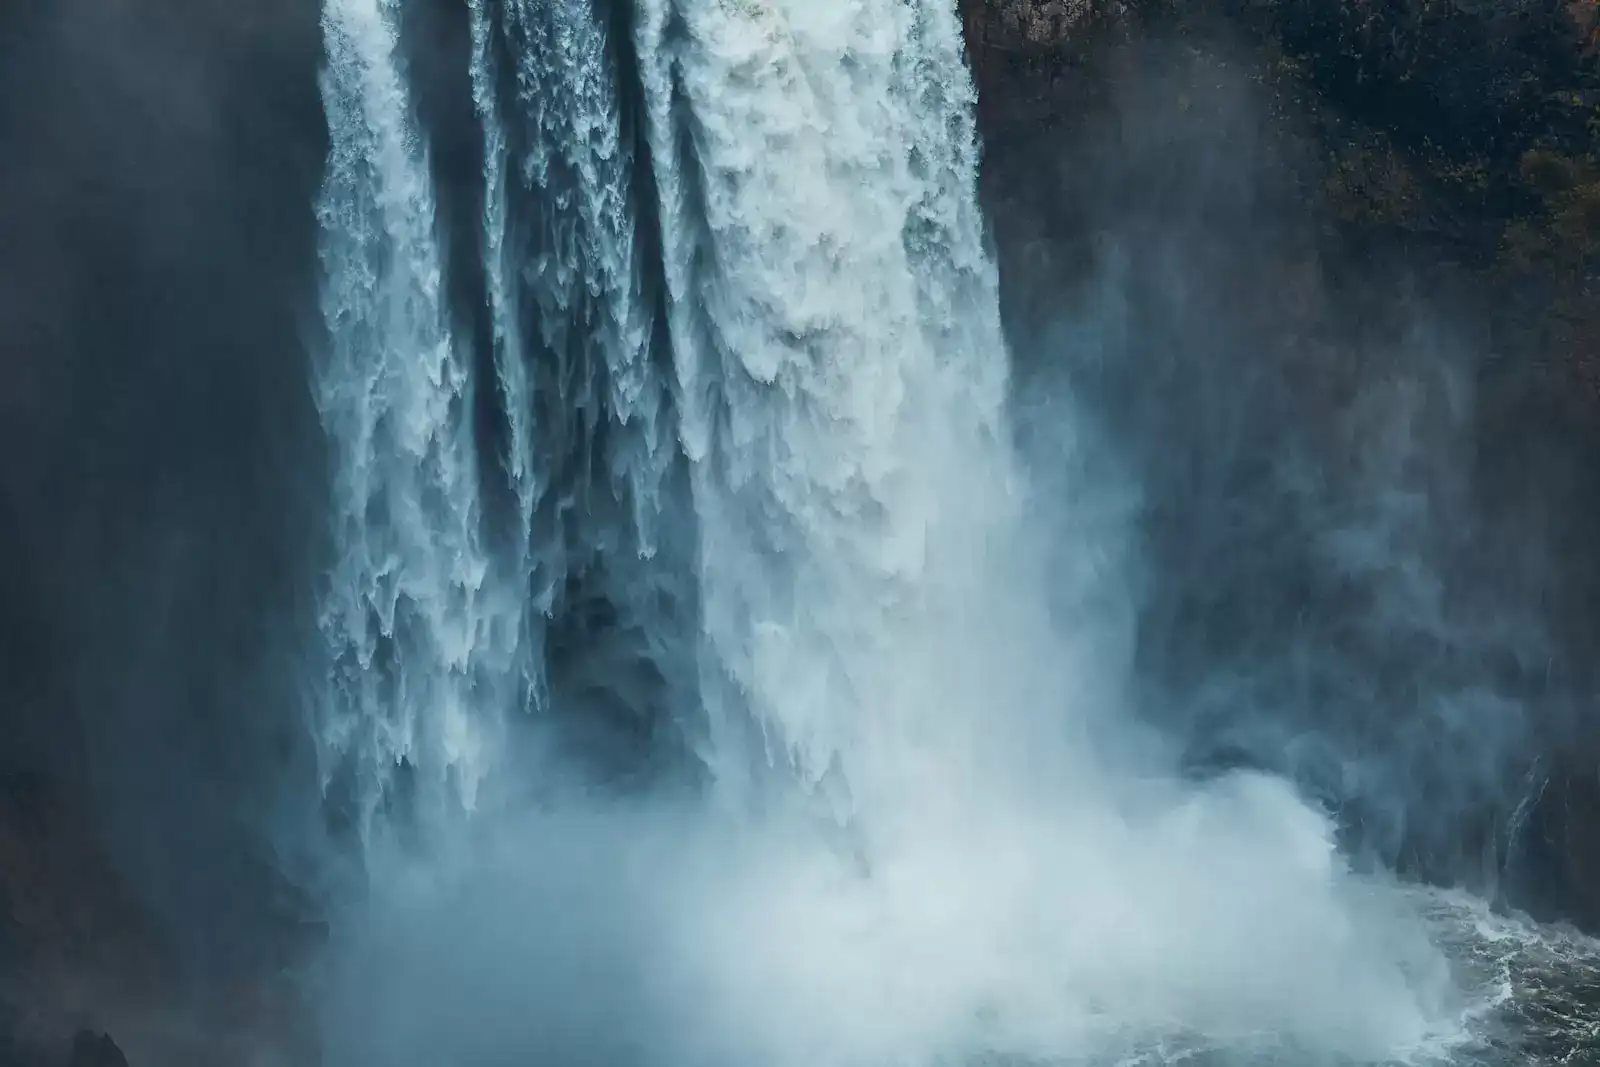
(0, 774), (172, 1039)
(68, 1031), (131, 1067)
(0, 770), (322, 1066)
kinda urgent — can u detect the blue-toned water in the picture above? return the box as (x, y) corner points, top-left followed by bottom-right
(309, 2), (1600, 1064)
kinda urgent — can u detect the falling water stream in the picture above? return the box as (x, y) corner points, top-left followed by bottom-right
(310, 1), (1600, 1064)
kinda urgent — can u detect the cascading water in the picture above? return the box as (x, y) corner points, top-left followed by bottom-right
(468, 0), (687, 748)
(313, 0), (518, 835)
(622, 7), (1460, 1063)
(633, 0), (1020, 813)
(310, 2), (1595, 1065)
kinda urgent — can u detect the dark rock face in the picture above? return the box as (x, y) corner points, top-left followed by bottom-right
(0, 0), (331, 1061)
(69, 1031), (130, 1067)
(1508, 757), (1600, 927)
(0, 1027), (134, 1067)
(0, 773), (172, 1049)
(964, 0), (1600, 930)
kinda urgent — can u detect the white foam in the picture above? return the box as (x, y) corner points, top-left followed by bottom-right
(314, 0), (1481, 1061)
(314, 0), (511, 827)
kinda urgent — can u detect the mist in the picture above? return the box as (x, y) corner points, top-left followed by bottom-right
(2, 1), (1597, 1065)
(320, 775), (1463, 1067)
(989, 37), (1568, 905)
(311, 18), (1483, 1056)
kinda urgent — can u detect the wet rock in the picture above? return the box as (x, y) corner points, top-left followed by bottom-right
(68, 1031), (129, 1067)
(1507, 758), (1600, 933)
(0, 771), (174, 1048)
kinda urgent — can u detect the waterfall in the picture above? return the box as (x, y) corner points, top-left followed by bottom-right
(466, 0), (536, 644)
(314, 0), (1017, 841)
(634, 0), (1020, 816)
(469, 0), (684, 734)
(311, 4), (1471, 1063)
(313, 0), (515, 834)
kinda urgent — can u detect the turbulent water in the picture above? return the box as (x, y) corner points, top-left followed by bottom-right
(633, 0), (1019, 810)
(310, 0), (1600, 1064)
(314, 0), (518, 834)
(468, 0), (679, 722)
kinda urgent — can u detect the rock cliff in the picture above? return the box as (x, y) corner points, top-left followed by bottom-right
(964, 0), (1600, 929)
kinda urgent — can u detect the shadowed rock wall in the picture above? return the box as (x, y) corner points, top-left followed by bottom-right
(0, 0), (330, 1061)
(964, 0), (1600, 930)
